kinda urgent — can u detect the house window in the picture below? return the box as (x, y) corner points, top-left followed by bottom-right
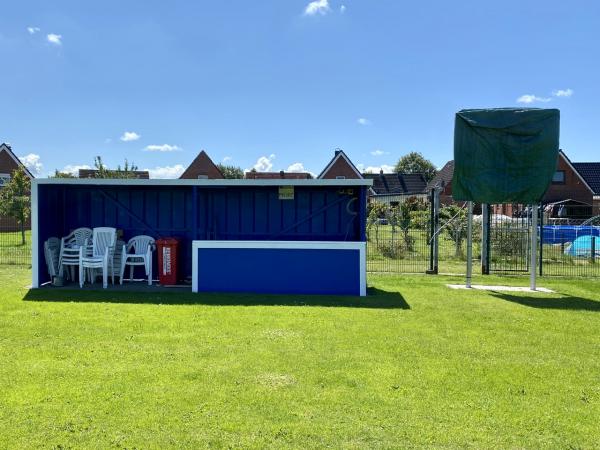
(336, 175), (346, 179)
(197, 175), (208, 179)
(552, 170), (565, 184)
(0, 173), (10, 187)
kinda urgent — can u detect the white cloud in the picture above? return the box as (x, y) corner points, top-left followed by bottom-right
(19, 153), (43, 175)
(370, 149), (388, 156)
(357, 163), (394, 174)
(144, 144), (181, 152)
(222, 156), (232, 163)
(47, 33), (62, 45)
(304, 0), (330, 16)
(145, 164), (185, 179)
(250, 154), (276, 172)
(287, 162), (306, 172)
(340, 5), (346, 13)
(120, 131), (141, 142)
(61, 164), (92, 176)
(27, 27), (40, 35)
(516, 94), (551, 104)
(553, 88), (573, 98)
(357, 117), (371, 126)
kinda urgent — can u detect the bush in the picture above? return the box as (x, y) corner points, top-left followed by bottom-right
(491, 225), (529, 258)
(410, 210), (430, 231)
(378, 240), (404, 259)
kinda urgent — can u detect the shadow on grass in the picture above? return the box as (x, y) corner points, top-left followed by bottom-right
(490, 292), (600, 312)
(22, 286), (410, 309)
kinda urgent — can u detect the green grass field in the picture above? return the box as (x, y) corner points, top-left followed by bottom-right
(1, 266), (599, 448)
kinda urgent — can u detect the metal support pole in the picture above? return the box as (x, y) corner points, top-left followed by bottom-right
(481, 203), (489, 275)
(433, 189), (439, 274)
(539, 203), (544, 276)
(427, 188), (440, 275)
(530, 203), (538, 291)
(466, 201), (473, 288)
(428, 189), (435, 273)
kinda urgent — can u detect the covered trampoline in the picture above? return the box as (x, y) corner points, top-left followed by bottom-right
(452, 107), (560, 290)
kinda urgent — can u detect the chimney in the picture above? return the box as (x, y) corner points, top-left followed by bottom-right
(279, 170), (285, 178)
(380, 169), (384, 175)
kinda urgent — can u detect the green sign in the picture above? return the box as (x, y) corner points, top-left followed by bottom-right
(278, 186), (294, 200)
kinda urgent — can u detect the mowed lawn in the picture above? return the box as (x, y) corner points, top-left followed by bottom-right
(1, 266), (599, 448)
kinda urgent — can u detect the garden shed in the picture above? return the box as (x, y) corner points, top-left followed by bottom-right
(31, 178), (371, 295)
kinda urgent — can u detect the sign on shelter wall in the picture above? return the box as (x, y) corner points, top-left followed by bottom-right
(278, 186), (294, 200)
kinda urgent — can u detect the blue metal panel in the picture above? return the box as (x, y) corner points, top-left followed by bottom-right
(36, 184), (367, 283)
(196, 247), (361, 295)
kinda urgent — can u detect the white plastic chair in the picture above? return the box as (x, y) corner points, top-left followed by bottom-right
(120, 235), (155, 286)
(79, 227), (117, 289)
(59, 227), (92, 281)
(44, 237), (61, 279)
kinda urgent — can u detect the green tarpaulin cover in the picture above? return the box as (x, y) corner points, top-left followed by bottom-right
(452, 108), (560, 203)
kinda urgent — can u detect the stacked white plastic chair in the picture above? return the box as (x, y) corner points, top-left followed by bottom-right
(120, 235), (155, 286)
(59, 228), (93, 281)
(79, 227), (117, 289)
(44, 237), (61, 280)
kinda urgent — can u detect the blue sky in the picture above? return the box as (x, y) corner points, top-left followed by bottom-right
(1, 0), (599, 177)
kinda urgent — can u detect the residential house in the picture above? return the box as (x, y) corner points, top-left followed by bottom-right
(0, 143), (34, 187)
(0, 143), (34, 231)
(426, 160), (454, 205)
(245, 171), (312, 179)
(364, 171), (428, 206)
(572, 161), (600, 216)
(318, 149), (363, 179)
(180, 150), (224, 179)
(79, 169), (150, 179)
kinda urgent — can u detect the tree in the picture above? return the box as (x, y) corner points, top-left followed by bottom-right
(440, 205), (467, 258)
(93, 156), (140, 179)
(394, 152), (437, 182)
(0, 168), (31, 245)
(216, 164), (244, 179)
(51, 170), (76, 178)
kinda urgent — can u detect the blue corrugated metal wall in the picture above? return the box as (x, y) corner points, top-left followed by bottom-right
(37, 184), (367, 284)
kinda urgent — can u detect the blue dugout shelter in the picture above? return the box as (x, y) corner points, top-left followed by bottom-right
(31, 178), (371, 295)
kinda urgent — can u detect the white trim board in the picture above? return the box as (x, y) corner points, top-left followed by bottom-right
(33, 178), (372, 187)
(192, 240), (367, 296)
(31, 181), (39, 288)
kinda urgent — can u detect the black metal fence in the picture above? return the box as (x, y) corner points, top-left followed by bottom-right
(366, 194), (432, 273)
(487, 203), (600, 277)
(0, 215), (31, 265)
(366, 197), (600, 278)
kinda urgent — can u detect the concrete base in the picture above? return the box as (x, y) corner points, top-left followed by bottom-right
(447, 284), (554, 293)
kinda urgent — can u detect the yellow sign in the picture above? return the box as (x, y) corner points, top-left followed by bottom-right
(278, 186), (294, 200)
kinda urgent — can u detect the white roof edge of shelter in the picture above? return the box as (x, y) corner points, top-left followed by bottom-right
(33, 178), (373, 187)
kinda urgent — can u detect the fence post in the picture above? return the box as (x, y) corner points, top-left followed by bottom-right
(466, 201), (473, 288)
(427, 188), (439, 274)
(530, 203), (538, 291)
(481, 203), (490, 275)
(592, 236), (596, 264)
(539, 203), (544, 276)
